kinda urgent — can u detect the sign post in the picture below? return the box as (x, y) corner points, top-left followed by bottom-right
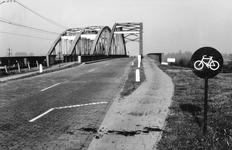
(203, 77), (208, 134)
(191, 47), (223, 134)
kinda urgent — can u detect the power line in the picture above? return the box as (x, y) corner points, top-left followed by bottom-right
(0, 17), (61, 35)
(0, 30), (55, 41)
(15, 1), (69, 30)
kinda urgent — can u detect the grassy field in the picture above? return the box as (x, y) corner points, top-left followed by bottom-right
(157, 65), (232, 150)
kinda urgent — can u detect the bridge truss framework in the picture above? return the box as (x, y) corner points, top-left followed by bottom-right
(46, 22), (143, 66)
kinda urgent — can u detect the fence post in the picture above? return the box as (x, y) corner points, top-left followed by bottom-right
(136, 69), (140, 82)
(78, 56), (82, 63)
(4, 65), (8, 74)
(28, 61), (31, 71)
(36, 61), (39, 68)
(39, 64), (43, 73)
(17, 63), (21, 73)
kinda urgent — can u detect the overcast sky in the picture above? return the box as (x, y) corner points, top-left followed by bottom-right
(1, 0), (232, 56)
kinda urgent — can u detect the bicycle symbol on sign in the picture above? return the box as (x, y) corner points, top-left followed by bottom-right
(194, 55), (220, 71)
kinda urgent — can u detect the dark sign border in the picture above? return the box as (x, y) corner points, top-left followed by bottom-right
(190, 47), (223, 79)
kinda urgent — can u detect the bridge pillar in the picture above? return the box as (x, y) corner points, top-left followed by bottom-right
(46, 55), (49, 67)
(139, 22), (143, 56)
(59, 40), (62, 63)
(65, 39), (68, 55)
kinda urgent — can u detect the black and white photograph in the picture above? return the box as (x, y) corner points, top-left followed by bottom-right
(0, 0), (232, 149)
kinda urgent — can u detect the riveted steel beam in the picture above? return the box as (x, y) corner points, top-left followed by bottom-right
(106, 22), (143, 56)
(47, 28), (71, 56)
(69, 28), (86, 55)
(90, 26), (111, 55)
(106, 23), (118, 55)
(46, 28), (83, 66)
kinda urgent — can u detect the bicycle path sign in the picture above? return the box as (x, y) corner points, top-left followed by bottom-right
(191, 47), (223, 79)
(190, 47), (223, 134)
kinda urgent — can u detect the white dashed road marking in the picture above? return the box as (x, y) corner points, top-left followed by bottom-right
(41, 83), (61, 91)
(89, 69), (95, 72)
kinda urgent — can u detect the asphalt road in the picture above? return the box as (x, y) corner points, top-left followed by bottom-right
(0, 57), (134, 150)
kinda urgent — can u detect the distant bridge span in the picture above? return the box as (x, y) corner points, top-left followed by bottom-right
(106, 22), (143, 56)
(46, 22), (143, 67)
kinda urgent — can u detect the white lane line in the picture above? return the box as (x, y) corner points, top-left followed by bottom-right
(29, 102), (108, 122)
(41, 83), (61, 91)
(55, 102), (108, 109)
(29, 108), (54, 122)
(89, 69), (95, 72)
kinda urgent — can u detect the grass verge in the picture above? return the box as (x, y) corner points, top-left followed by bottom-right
(157, 65), (232, 149)
(120, 59), (146, 97)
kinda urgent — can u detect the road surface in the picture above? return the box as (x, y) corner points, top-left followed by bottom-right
(0, 58), (134, 150)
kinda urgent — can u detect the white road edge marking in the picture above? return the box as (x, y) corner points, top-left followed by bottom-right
(41, 83), (61, 91)
(29, 102), (108, 122)
(89, 69), (95, 72)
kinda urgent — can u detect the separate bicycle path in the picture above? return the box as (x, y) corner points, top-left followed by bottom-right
(87, 56), (174, 150)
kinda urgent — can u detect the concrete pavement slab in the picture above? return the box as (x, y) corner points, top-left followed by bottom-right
(87, 56), (174, 150)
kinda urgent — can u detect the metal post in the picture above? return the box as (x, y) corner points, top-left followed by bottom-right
(46, 55), (50, 67)
(65, 39), (68, 55)
(139, 22), (143, 56)
(203, 77), (208, 134)
(59, 41), (62, 68)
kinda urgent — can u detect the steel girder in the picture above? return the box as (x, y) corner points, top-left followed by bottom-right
(47, 28), (83, 56)
(90, 26), (111, 55)
(69, 26), (111, 56)
(69, 28), (86, 55)
(106, 24), (126, 56)
(106, 22), (143, 56)
(71, 26), (101, 55)
(46, 23), (142, 66)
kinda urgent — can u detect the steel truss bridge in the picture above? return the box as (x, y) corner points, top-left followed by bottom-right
(46, 22), (143, 66)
